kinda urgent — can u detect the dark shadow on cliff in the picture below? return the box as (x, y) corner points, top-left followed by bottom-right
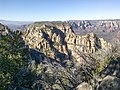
(51, 27), (66, 44)
(99, 57), (120, 78)
(39, 27), (74, 66)
(30, 48), (74, 68)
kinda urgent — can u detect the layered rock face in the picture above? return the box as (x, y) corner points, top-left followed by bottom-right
(23, 22), (111, 62)
(69, 20), (120, 34)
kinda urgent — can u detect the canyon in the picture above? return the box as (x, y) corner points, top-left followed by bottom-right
(0, 20), (120, 90)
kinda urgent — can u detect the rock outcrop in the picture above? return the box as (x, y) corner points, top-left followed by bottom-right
(0, 23), (10, 38)
(23, 22), (111, 63)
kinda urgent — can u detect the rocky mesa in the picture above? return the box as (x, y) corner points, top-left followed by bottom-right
(23, 22), (111, 63)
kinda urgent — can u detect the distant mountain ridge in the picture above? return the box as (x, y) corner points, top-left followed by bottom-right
(0, 20), (33, 30)
(68, 19), (120, 33)
(0, 19), (32, 25)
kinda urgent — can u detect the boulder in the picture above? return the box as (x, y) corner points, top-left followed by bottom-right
(97, 75), (120, 90)
(76, 82), (92, 90)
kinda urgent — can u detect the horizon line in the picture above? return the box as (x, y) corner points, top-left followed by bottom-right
(1, 18), (120, 22)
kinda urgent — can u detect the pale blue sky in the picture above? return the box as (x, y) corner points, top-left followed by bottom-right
(0, 0), (120, 21)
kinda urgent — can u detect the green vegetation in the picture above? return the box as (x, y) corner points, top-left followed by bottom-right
(95, 56), (113, 75)
(0, 31), (30, 89)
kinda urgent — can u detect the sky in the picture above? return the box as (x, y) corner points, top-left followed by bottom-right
(0, 0), (120, 21)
